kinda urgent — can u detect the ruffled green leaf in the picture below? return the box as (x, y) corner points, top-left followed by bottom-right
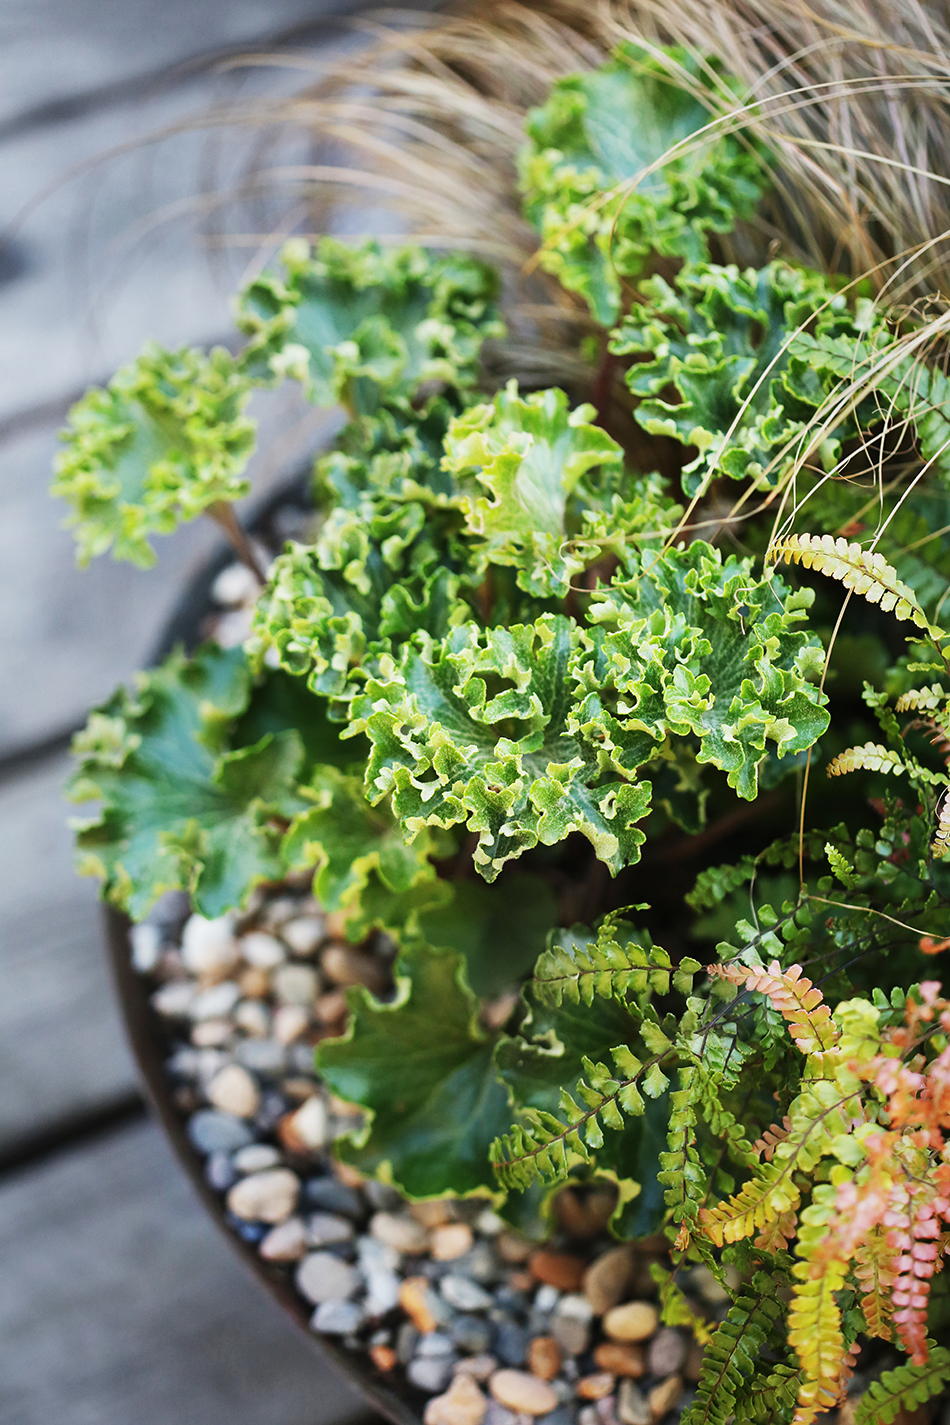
(416, 873), (557, 997)
(237, 237), (503, 415)
(317, 945), (512, 1198)
(354, 613), (652, 882)
(69, 644), (305, 919)
(52, 345), (255, 567)
(578, 541), (829, 801)
(521, 43), (765, 324)
(611, 261), (861, 496)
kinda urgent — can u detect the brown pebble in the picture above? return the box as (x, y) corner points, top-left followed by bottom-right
(424, 1371), (488, 1425)
(683, 1340), (704, 1383)
(454, 1355), (498, 1384)
(315, 990), (349, 1026)
(411, 1201), (457, 1228)
(496, 1232), (534, 1264)
(577, 1373), (616, 1401)
(322, 942), (388, 993)
(508, 1270), (534, 1292)
(603, 1302), (659, 1344)
(370, 1344), (397, 1373)
(399, 1276), (439, 1333)
(529, 1249), (586, 1292)
(489, 1370), (559, 1416)
(594, 1343), (646, 1379)
(583, 1244), (636, 1315)
(432, 1222), (474, 1260)
(647, 1374), (683, 1420)
(239, 966), (270, 998)
(527, 1336), (561, 1382)
(334, 1161), (365, 1188)
(553, 1184), (618, 1240)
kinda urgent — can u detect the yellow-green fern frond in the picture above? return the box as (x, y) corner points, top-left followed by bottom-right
(827, 743), (908, 777)
(933, 790), (950, 858)
(768, 533), (938, 636)
(896, 684), (950, 713)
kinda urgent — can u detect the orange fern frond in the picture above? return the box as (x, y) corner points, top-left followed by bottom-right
(753, 1116), (793, 1161)
(854, 1226), (898, 1340)
(709, 960), (837, 1055)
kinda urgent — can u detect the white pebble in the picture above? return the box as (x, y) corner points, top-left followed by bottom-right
(151, 980), (197, 1018)
(130, 922), (162, 972)
(214, 607), (254, 648)
(233, 1143), (281, 1173)
(212, 561), (261, 608)
(273, 963), (321, 1006)
(227, 1168), (300, 1223)
(240, 931), (286, 968)
(273, 1003), (310, 1044)
(281, 915), (325, 956)
(295, 1250), (358, 1304)
(259, 1216), (308, 1262)
(283, 1095), (328, 1149)
(190, 981), (241, 1021)
(207, 1063), (260, 1118)
(191, 1019), (233, 1048)
(306, 1212), (354, 1246)
(474, 1208), (504, 1236)
(234, 1000), (271, 1038)
(181, 914), (239, 974)
(371, 1211), (430, 1255)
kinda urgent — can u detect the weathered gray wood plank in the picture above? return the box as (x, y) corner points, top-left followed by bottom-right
(0, 1118), (375, 1425)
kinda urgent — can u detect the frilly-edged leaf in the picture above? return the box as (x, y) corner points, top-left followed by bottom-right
(354, 613), (652, 882)
(52, 344), (255, 567)
(416, 873), (557, 997)
(611, 262), (859, 496)
(69, 644), (305, 920)
(521, 43), (764, 324)
(443, 382), (624, 596)
(237, 236), (502, 415)
(317, 946), (511, 1199)
(283, 767), (451, 941)
(578, 541), (829, 801)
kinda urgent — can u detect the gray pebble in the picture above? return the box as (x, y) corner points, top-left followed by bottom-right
(396, 1323), (420, 1364)
(311, 1300), (366, 1335)
(461, 1241), (504, 1284)
(440, 1275), (494, 1312)
(450, 1315), (494, 1354)
(236, 1039), (287, 1076)
(187, 1110), (254, 1155)
(647, 1326), (687, 1377)
(295, 1251), (359, 1304)
(484, 1403), (520, 1425)
(232, 1143), (281, 1173)
(616, 1381), (650, 1425)
(534, 1285), (560, 1314)
(289, 1044), (319, 1074)
(364, 1180), (403, 1211)
(417, 1332), (455, 1359)
(407, 1356), (456, 1393)
(205, 1150), (237, 1191)
(358, 1237), (401, 1273)
(167, 1047), (202, 1080)
(303, 1177), (365, 1218)
(538, 1409), (575, 1425)
(306, 1212), (355, 1246)
(552, 1294), (593, 1357)
(494, 1321), (529, 1367)
(365, 1267), (401, 1317)
(190, 981), (241, 1020)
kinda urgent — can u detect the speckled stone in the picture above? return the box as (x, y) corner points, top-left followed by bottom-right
(295, 1250), (359, 1304)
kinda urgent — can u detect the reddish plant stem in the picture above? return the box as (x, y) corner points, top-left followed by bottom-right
(208, 500), (267, 585)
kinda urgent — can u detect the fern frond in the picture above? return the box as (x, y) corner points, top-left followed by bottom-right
(768, 533), (937, 637)
(531, 926), (693, 1006)
(743, 1364), (802, 1423)
(896, 683), (950, 712)
(650, 1263), (713, 1346)
(827, 743), (908, 777)
(709, 960), (837, 1055)
(933, 789), (950, 857)
(789, 1191), (849, 1424)
(853, 1226), (897, 1340)
(854, 1342), (950, 1424)
(682, 1274), (786, 1425)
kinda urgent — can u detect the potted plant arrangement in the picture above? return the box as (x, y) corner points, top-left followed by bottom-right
(52, 2), (950, 1421)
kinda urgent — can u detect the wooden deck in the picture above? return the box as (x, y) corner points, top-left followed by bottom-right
(0, 3), (391, 1418)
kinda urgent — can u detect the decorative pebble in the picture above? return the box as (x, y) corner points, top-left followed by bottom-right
(582, 1244), (636, 1315)
(371, 1344), (398, 1372)
(306, 1212), (355, 1246)
(647, 1374), (683, 1420)
(279, 1095), (328, 1152)
(234, 1000), (271, 1037)
(489, 1369), (559, 1416)
(322, 943), (388, 993)
(207, 1063), (261, 1118)
(152, 980), (197, 1018)
(190, 981), (241, 1021)
(441, 1275), (494, 1313)
(232, 1143), (281, 1173)
(191, 1019), (233, 1048)
(527, 1336), (562, 1381)
(401, 1277), (442, 1333)
(529, 1251), (586, 1293)
(295, 1250), (359, 1304)
(409, 1357), (457, 1394)
(450, 1315), (494, 1355)
(552, 1295), (594, 1357)
(187, 1109), (253, 1154)
(304, 1176), (365, 1218)
(226, 1167), (300, 1223)
(494, 1322), (528, 1368)
(312, 1299), (367, 1335)
(205, 1150), (237, 1191)
(475, 1209), (504, 1236)
(273, 963), (321, 1006)
(239, 966), (271, 999)
(577, 1374), (615, 1402)
(553, 1184), (617, 1240)
(365, 1266), (402, 1317)
(213, 560), (261, 607)
(273, 1003), (310, 1044)
(236, 1038), (287, 1076)
(647, 1328), (687, 1378)
(259, 1216), (308, 1261)
(418, 1332), (456, 1359)
(691, 1265), (730, 1304)
(365, 1181), (403, 1211)
(593, 1344), (646, 1379)
(424, 1370), (488, 1425)
(181, 914), (239, 973)
(130, 921), (162, 972)
(534, 1284), (560, 1315)
(602, 1302), (659, 1344)
(315, 991), (349, 1026)
(413, 1201), (457, 1227)
(372, 1211), (431, 1255)
(454, 1355), (498, 1384)
(496, 1233), (533, 1264)
(282, 915), (326, 956)
(616, 1381), (650, 1425)
(240, 931), (287, 968)
(432, 1223), (475, 1261)
(482, 1403), (518, 1425)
